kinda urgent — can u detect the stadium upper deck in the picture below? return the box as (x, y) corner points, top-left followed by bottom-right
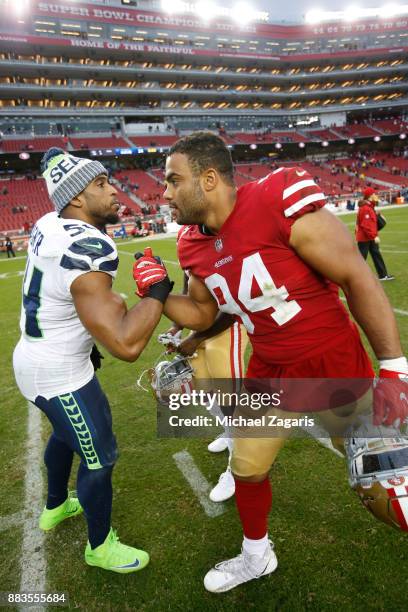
(1, 0), (408, 55)
(0, 0), (407, 114)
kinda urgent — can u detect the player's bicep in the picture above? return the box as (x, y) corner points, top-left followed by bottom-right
(71, 271), (126, 343)
(289, 207), (369, 287)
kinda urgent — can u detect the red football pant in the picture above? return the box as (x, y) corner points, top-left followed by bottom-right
(234, 476), (272, 540)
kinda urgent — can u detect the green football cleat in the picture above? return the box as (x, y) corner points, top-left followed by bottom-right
(85, 528), (149, 574)
(39, 492), (83, 531)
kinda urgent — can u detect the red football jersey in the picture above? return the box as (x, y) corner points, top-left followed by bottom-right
(177, 167), (356, 365)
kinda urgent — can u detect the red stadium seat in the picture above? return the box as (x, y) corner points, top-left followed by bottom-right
(1, 137), (67, 153)
(69, 136), (131, 150)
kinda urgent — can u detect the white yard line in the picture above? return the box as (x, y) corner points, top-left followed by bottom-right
(0, 255), (26, 263)
(394, 307), (408, 316)
(19, 402), (46, 612)
(120, 233), (178, 243)
(117, 249), (180, 267)
(338, 204), (408, 216)
(0, 270), (25, 280)
(173, 450), (226, 518)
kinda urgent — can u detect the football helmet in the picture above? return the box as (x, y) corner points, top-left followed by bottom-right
(149, 354), (194, 404)
(345, 435), (408, 531)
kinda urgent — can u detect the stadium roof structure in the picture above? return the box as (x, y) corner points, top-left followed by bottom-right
(0, 0), (407, 118)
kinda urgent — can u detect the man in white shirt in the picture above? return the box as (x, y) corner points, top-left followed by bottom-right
(13, 148), (172, 573)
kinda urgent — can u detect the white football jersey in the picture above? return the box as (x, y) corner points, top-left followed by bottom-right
(13, 212), (118, 401)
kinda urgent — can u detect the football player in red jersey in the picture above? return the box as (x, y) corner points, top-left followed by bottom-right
(133, 132), (408, 593)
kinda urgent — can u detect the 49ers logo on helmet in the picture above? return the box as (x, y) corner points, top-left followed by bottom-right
(387, 476), (406, 487)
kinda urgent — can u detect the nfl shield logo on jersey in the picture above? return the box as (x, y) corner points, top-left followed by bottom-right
(214, 238), (223, 252)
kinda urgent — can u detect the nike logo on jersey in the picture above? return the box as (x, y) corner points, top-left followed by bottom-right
(86, 242), (103, 250)
(295, 170), (307, 177)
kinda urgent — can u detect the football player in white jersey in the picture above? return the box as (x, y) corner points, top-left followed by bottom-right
(13, 148), (173, 574)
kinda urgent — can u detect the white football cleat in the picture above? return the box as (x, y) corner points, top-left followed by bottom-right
(207, 435), (229, 453)
(209, 468), (235, 502)
(204, 541), (277, 593)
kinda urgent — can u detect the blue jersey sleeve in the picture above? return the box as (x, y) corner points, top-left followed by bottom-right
(60, 233), (119, 291)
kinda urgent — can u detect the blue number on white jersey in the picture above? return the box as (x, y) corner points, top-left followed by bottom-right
(22, 257), (44, 338)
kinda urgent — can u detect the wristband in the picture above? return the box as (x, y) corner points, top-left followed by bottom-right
(379, 356), (408, 374)
(146, 278), (174, 304)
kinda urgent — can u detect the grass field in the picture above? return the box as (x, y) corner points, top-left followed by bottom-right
(1, 207), (408, 611)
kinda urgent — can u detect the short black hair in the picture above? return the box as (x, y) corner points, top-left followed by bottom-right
(169, 131), (234, 185)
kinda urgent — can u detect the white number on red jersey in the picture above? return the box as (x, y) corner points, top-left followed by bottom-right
(205, 252), (301, 333)
(205, 273), (255, 332)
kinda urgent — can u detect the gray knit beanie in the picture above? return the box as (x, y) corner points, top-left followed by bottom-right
(41, 148), (108, 214)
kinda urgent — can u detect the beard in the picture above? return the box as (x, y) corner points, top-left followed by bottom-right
(177, 180), (206, 225)
(105, 210), (120, 225)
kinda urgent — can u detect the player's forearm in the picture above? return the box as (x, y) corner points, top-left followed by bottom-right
(167, 272), (190, 332)
(343, 274), (403, 360)
(192, 312), (235, 342)
(115, 298), (164, 361)
(73, 273), (165, 361)
(163, 294), (216, 331)
(96, 297), (163, 362)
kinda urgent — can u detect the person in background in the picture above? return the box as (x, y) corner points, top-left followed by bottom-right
(356, 187), (394, 281)
(5, 235), (16, 258)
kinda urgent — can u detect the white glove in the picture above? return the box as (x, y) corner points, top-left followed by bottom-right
(158, 331), (182, 347)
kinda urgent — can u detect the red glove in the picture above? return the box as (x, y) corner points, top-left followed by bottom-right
(373, 357), (408, 426)
(133, 248), (167, 297)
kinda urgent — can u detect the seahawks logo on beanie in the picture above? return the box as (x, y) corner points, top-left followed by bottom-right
(41, 147), (108, 214)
